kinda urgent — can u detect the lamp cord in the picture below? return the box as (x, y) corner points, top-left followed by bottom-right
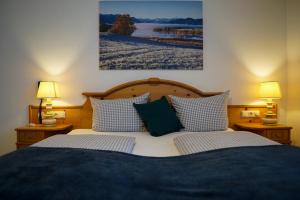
(38, 99), (43, 124)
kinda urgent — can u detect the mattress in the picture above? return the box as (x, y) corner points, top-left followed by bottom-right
(66, 128), (277, 157)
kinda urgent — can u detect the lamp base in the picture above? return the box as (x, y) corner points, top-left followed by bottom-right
(262, 118), (278, 125)
(42, 118), (57, 127)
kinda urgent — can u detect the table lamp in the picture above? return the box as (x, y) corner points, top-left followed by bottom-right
(259, 81), (281, 125)
(36, 81), (60, 126)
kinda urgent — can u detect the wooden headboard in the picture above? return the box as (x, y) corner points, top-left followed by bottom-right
(29, 77), (273, 129)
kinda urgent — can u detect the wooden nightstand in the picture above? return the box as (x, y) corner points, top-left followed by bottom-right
(15, 124), (73, 149)
(234, 123), (292, 144)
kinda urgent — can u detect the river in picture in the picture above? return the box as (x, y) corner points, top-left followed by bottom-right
(132, 23), (203, 40)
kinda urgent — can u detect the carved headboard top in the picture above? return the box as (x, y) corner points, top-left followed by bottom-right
(82, 77), (222, 101)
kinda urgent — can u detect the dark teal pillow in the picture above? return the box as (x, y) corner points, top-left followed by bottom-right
(133, 96), (184, 137)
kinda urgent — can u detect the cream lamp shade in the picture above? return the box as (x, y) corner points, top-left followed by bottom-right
(37, 81), (60, 99)
(259, 81), (281, 99)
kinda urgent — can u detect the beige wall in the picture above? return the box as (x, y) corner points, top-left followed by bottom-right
(287, 0), (300, 146)
(0, 0), (287, 155)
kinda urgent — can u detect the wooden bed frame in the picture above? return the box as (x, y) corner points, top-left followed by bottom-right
(28, 77), (273, 129)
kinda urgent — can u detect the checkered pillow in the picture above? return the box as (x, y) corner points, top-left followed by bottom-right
(170, 91), (229, 132)
(91, 93), (149, 132)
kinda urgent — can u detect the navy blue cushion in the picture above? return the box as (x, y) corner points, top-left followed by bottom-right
(133, 96), (184, 137)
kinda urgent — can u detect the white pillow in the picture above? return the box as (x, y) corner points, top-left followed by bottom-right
(170, 91), (229, 132)
(91, 93), (149, 132)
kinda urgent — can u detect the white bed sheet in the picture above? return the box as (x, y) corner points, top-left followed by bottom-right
(68, 128), (234, 157)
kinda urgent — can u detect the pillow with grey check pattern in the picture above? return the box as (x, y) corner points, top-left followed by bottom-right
(170, 91), (229, 132)
(91, 93), (149, 132)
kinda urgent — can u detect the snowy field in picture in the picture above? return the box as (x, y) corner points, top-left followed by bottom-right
(99, 1), (203, 70)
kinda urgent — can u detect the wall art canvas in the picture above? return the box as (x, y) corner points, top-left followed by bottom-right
(99, 1), (203, 70)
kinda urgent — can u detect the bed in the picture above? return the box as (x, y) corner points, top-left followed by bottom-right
(1, 78), (300, 200)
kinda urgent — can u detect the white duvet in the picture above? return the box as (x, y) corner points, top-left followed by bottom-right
(67, 128), (278, 157)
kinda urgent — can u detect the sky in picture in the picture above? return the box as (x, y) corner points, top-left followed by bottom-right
(99, 1), (203, 19)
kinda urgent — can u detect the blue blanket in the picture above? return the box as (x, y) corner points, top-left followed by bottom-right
(0, 145), (300, 200)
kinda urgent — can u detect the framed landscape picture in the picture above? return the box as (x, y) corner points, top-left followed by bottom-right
(99, 1), (203, 70)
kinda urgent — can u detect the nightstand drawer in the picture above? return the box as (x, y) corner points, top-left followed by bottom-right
(18, 131), (44, 143)
(234, 123), (292, 145)
(251, 130), (265, 136)
(15, 124), (73, 149)
(265, 129), (290, 144)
